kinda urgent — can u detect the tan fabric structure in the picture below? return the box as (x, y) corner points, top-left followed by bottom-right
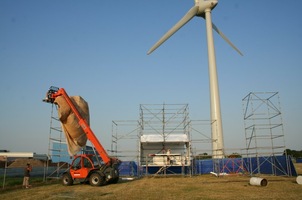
(54, 96), (89, 155)
(8, 158), (45, 168)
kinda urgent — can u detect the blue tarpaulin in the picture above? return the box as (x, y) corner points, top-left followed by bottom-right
(296, 158), (302, 163)
(193, 155), (297, 176)
(243, 156), (297, 176)
(119, 161), (138, 176)
(142, 165), (190, 175)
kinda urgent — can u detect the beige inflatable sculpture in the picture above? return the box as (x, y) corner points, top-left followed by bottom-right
(54, 96), (89, 155)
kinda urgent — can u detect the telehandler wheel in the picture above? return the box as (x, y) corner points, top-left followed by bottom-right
(111, 177), (119, 184)
(89, 172), (105, 186)
(62, 173), (73, 186)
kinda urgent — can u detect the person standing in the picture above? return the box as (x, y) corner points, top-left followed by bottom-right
(23, 163), (32, 188)
(167, 149), (171, 165)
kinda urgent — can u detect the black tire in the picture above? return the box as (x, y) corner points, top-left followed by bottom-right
(89, 172), (105, 186)
(62, 173), (73, 186)
(111, 177), (119, 184)
(111, 168), (119, 184)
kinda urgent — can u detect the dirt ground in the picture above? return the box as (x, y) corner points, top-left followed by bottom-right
(1, 163), (301, 200)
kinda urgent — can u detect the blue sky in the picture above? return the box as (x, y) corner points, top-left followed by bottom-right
(0, 0), (301, 154)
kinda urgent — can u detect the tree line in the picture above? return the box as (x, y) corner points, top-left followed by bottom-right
(284, 149), (302, 159)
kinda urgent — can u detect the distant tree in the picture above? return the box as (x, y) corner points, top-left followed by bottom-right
(228, 153), (242, 158)
(195, 153), (212, 160)
(284, 149), (302, 158)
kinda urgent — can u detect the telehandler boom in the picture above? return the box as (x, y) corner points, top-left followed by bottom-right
(44, 86), (120, 186)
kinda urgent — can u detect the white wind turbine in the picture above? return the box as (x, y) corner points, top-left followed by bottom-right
(147, 0), (243, 158)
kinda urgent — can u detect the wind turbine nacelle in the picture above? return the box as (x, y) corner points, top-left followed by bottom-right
(195, 0), (218, 15)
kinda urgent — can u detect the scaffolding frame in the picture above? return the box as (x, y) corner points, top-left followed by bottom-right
(111, 101), (295, 177)
(242, 92), (291, 176)
(111, 104), (225, 176)
(46, 104), (70, 179)
(111, 104), (196, 176)
(111, 120), (140, 164)
(139, 104), (192, 176)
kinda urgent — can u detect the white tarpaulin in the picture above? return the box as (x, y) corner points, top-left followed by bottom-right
(140, 134), (189, 143)
(54, 96), (89, 156)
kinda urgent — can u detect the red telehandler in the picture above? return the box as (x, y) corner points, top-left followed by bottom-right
(43, 86), (120, 186)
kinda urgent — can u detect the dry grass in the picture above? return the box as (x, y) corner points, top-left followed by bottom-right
(295, 163), (302, 174)
(1, 164), (301, 200)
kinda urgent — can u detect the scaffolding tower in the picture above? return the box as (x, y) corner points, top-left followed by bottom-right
(242, 92), (291, 175)
(46, 104), (70, 179)
(138, 104), (192, 176)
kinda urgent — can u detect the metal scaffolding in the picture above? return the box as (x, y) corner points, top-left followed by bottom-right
(111, 120), (140, 177)
(111, 120), (139, 161)
(139, 104), (192, 176)
(242, 92), (291, 175)
(190, 119), (214, 156)
(111, 104), (221, 176)
(111, 104), (203, 176)
(46, 104), (70, 179)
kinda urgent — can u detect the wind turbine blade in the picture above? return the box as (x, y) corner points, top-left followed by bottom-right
(147, 6), (199, 55)
(212, 23), (243, 56)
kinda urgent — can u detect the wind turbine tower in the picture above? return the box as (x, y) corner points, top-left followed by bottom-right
(148, 0), (243, 159)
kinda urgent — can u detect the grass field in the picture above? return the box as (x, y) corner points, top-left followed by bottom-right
(0, 164), (301, 200)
